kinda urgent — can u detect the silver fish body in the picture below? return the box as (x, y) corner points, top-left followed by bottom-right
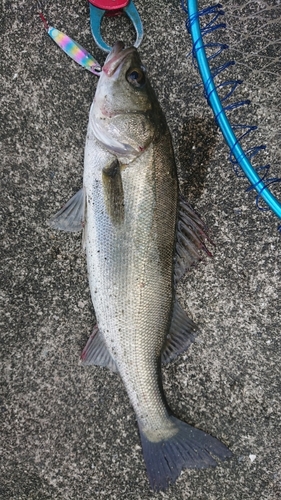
(84, 127), (178, 438)
(50, 42), (231, 491)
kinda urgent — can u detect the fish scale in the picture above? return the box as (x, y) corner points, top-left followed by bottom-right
(50, 42), (231, 491)
(84, 130), (176, 431)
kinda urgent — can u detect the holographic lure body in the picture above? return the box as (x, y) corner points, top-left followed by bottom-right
(48, 26), (101, 75)
(38, 12), (101, 75)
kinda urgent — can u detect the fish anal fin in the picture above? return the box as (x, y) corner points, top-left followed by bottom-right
(102, 159), (124, 225)
(80, 325), (118, 372)
(161, 300), (198, 365)
(49, 188), (85, 232)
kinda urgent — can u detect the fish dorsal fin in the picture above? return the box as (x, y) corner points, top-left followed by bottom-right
(102, 159), (124, 225)
(174, 196), (212, 284)
(49, 188), (85, 232)
(80, 325), (118, 372)
(161, 300), (198, 365)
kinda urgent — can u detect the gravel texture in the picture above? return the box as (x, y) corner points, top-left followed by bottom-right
(1, 1), (280, 499)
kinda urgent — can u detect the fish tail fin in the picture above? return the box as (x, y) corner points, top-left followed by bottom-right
(139, 415), (231, 491)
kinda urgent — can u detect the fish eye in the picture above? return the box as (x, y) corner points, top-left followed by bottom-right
(126, 67), (146, 88)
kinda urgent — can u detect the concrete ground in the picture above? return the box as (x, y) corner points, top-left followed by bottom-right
(1, 0), (280, 498)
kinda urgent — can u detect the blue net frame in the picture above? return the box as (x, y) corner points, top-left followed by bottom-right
(183, 1), (281, 230)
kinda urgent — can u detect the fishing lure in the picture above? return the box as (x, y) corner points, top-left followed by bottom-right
(184, 0), (281, 230)
(38, 0), (143, 70)
(38, 12), (102, 75)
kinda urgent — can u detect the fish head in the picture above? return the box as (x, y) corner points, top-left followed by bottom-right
(90, 42), (166, 159)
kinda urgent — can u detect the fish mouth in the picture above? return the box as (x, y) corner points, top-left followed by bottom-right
(103, 41), (136, 77)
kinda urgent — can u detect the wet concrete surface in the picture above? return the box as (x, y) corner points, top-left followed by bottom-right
(1, 1), (280, 498)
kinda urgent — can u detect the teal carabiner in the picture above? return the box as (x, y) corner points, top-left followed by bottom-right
(89, 0), (143, 52)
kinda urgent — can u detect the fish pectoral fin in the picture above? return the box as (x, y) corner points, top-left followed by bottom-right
(161, 300), (198, 365)
(49, 188), (85, 232)
(174, 196), (213, 284)
(102, 159), (124, 225)
(80, 325), (118, 372)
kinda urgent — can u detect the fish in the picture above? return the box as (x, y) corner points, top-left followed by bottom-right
(49, 41), (232, 491)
